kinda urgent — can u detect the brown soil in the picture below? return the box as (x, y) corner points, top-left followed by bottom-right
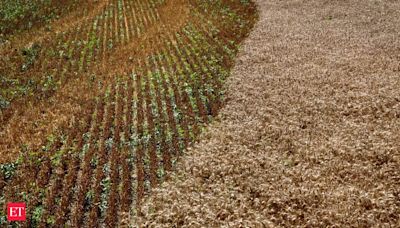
(139, 0), (400, 226)
(0, 0), (190, 164)
(1, 1), (259, 226)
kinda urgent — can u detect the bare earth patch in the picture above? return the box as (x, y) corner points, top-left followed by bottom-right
(139, 0), (400, 226)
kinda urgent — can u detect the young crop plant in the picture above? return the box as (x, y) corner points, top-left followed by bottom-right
(155, 51), (184, 153)
(0, 162), (18, 182)
(161, 44), (192, 148)
(21, 43), (41, 72)
(147, 68), (169, 178)
(139, 67), (158, 189)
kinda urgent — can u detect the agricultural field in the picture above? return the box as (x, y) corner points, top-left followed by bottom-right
(0, 0), (257, 226)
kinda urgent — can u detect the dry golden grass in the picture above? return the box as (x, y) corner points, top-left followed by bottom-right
(139, 0), (400, 226)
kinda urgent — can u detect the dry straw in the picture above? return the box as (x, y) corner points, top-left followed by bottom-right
(139, 0), (400, 226)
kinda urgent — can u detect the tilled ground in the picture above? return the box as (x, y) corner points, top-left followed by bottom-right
(139, 0), (400, 226)
(1, 1), (258, 226)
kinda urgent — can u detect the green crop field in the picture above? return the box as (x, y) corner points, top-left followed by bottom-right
(0, 0), (257, 226)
